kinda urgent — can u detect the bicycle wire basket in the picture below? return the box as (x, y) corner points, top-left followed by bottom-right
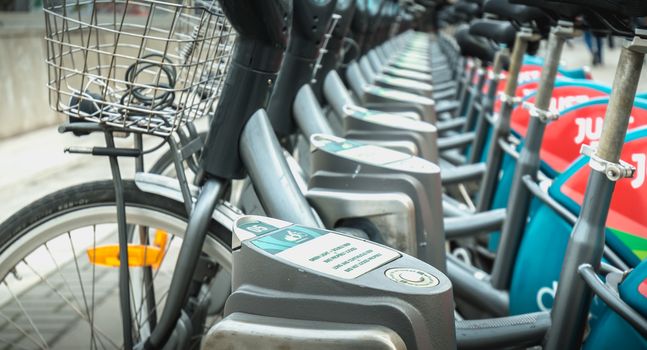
(43, 0), (237, 136)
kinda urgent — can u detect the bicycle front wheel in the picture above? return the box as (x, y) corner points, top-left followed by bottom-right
(0, 180), (232, 349)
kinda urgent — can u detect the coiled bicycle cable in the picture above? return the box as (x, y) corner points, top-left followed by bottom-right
(119, 53), (178, 126)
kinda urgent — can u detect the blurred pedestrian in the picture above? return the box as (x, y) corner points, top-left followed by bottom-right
(584, 31), (603, 66)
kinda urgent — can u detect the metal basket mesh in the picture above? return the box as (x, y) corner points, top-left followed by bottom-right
(43, 0), (237, 136)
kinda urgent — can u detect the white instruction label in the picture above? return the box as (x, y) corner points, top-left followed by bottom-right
(387, 156), (437, 173)
(337, 144), (410, 166)
(364, 113), (430, 128)
(276, 233), (400, 279)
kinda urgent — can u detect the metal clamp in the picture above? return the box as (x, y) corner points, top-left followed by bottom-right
(580, 144), (636, 181)
(624, 30), (647, 54)
(522, 101), (559, 122)
(518, 27), (542, 41)
(310, 14), (341, 84)
(552, 20), (579, 38)
(342, 103), (368, 117)
(498, 92), (521, 106)
(488, 71), (506, 81)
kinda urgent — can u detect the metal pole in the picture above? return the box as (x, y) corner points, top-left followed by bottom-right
(461, 65), (486, 133)
(105, 132), (133, 349)
(468, 48), (507, 164)
(491, 23), (576, 289)
(132, 132), (158, 332)
(544, 37), (646, 350)
(476, 29), (536, 211)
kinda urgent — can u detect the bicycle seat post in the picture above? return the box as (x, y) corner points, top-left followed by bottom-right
(491, 20), (580, 290)
(545, 31), (647, 350)
(468, 46), (508, 165)
(476, 27), (540, 211)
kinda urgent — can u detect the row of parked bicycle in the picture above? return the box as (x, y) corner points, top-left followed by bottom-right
(1, 0), (646, 349)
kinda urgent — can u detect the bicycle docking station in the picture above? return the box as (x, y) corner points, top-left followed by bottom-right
(342, 104), (440, 162)
(345, 62), (438, 124)
(321, 70), (439, 161)
(365, 62), (436, 98)
(11, 0), (647, 348)
(293, 70), (439, 163)
(203, 215), (455, 350)
(306, 134), (446, 271)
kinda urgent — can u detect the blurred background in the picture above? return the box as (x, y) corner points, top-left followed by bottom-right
(1, 0), (54, 140)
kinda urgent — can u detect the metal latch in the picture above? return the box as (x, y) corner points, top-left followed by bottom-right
(522, 101), (559, 122)
(552, 20), (579, 38)
(498, 92), (521, 106)
(487, 71), (506, 81)
(310, 14), (341, 84)
(518, 27), (542, 41)
(624, 31), (647, 54)
(580, 144), (636, 181)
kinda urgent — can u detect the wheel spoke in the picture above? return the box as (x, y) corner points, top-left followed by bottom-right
(67, 231), (105, 348)
(137, 287), (171, 330)
(21, 260), (121, 349)
(43, 244), (84, 319)
(91, 224), (98, 350)
(0, 183), (228, 349)
(3, 281), (48, 349)
(0, 334), (35, 350)
(67, 232), (94, 321)
(128, 269), (140, 341)
(134, 234), (176, 332)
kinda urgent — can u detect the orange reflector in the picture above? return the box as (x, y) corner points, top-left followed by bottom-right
(87, 230), (169, 268)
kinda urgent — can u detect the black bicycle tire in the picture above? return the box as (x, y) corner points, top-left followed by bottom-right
(0, 180), (233, 348)
(0, 180), (232, 255)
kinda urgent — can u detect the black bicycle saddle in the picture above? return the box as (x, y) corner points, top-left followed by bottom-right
(351, 0), (379, 35)
(438, 7), (462, 25)
(469, 18), (516, 46)
(510, 0), (584, 21)
(557, 0), (647, 35)
(454, 1), (482, 20)
(483, 0), (550, 25)
(455, 25), (497, 63)
(559, 0), (647, 17)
